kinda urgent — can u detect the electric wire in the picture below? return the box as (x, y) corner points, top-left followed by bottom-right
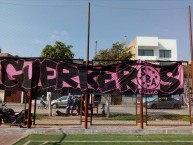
(0, 1), (187, 11)
(93, 4), (187, 11)
(0, 1), (86, 7)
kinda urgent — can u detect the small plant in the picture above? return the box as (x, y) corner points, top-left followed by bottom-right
(100, 114), (138, 121)
(162, 115), (189, 121)
(96, 114), (189, 121)
(35, 114), (47, 120)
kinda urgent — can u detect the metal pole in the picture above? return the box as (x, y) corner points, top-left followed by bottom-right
(80, 95), (83, 124)
(140, 93), (143, 129)
(95, 41), (98, 57)
(33, 93), (37, 125)
(188, 5), (193, 87)
(188, 62), (192, 125)
(86, 2), (90, 65)
(124, 35), (127, 48)
(189, 83), (192, 125)
(24, 92), (27, 125)
(136, 95), (138, 126)
(84, 2), (90, 129)
(84, 94), (88, 128)
(145, 95), (147, 125)
(188, 5), (193, 126)
(27, 92), (32, 128)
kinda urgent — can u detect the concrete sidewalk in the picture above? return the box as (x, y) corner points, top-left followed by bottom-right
(1, 125), (193, 145)
(1, 126), (193, 135)
(0, 134), (27, 145)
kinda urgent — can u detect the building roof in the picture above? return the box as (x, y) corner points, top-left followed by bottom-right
(0, 53), (13, 57)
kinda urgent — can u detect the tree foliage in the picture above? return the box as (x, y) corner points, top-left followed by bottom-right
(40, 41), (74, 59)
(183, 64), (191, 78)
(94, 42), (134, 65)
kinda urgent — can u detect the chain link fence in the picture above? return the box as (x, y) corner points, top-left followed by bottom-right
(0, 91), (191, 128)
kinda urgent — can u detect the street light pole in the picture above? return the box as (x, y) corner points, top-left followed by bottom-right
(86, 2), (90, 65)
(95, 41), (98, 57)
(84, 2), (90, 129)
(189, 5), (193, 87)
(188, 5), (193, 126)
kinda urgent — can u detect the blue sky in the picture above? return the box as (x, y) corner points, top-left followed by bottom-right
(0, 0), (192, 61)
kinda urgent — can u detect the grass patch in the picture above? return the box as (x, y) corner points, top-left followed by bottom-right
(99, 114), (137, 121)
(162, 115), (189, 121)
(97, 114), (189, 121)
(34, 114), (47, 120)
(14, 134), (193, 145)
(147, 114), (190, 121)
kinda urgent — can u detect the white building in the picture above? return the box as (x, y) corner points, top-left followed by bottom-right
(128, 36), (177, 61)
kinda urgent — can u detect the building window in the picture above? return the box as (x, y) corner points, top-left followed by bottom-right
(159, 50), (171, 58)
(138, 49), (154, 56)
(159, 62), (172, 66)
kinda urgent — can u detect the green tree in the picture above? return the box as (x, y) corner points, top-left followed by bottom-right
(94, 42), (134, 65)
(94, 42), (134, 117)
(183, 64), (191, 78)
(40, 41), (74, 59)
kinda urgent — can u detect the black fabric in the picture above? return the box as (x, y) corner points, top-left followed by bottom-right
(0, 58), (184, 95)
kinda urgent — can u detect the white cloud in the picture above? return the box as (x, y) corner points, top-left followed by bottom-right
(33, 39), (45, 45)
(49, 30), (69, 41)
(33, 30), (69, 45)
(61, 31), (68, 37)
(50, 34), (58, 41)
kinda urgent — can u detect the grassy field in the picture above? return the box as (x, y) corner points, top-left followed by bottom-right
(14, 134), (193, 145)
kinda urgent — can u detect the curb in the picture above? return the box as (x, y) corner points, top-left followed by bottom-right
(0, 127), (193, 135)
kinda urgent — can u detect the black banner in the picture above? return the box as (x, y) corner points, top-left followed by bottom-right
(0, 58), (184, 95)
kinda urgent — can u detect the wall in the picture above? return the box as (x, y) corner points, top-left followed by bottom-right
(0, 90), (5, 102)
(132, 36), (177, 61)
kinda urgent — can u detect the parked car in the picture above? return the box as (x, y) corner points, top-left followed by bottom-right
(51, 95), (68, 109)
(137, 95), (157, 104)
(51, 95), (81, 109)
(146, 97), (181, 109)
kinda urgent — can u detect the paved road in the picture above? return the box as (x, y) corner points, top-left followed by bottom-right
(4, 102), (191, 116)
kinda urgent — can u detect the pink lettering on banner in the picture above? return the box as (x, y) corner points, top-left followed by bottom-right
(104, 71), (116, 83)
(47, 67), (56, 80)
(178, 65), (184, 88)
(71, 76), (80, 89)
(7, 64), (23, 80)
(62, 81), (71, 87)
(63, 68), (69, 73)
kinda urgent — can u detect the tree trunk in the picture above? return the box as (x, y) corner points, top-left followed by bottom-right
(47, 92), (52, 116)
(104, 95), (110, 118)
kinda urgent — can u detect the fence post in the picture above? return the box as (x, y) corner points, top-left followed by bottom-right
(140, 93), (144, 129)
